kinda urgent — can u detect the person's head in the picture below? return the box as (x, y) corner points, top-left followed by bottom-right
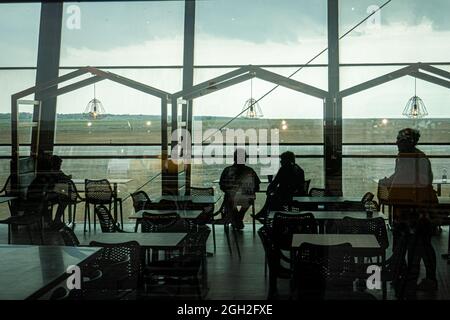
(280, 151), (296, 167)
(233, 148), (248, 165)
(51, 155), (63, 171)
(396, 128), (420, 153)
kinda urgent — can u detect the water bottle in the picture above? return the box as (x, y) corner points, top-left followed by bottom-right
(443, 169), (447, 183)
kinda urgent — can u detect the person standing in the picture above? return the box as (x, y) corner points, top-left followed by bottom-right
(385, 128), (438, 296)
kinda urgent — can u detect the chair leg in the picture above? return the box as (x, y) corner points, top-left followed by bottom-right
(195, 276), (202, 300)
(94, 204), (99, 231)
(7, 224), (11, 244)
(73, 203), (77, 226)
(134, 219), (140, 232)
(264, 254), (268, 277)
(39, 219), (44, 245)
(252, 204), (256, 236)
(231, 226), (241, 260)
(119, 199), (123, 229)
(224, 225), (232, 255)
(212, 224), (216, 253)
(84, 204), (88, 232)
(88, 204), (91, 232)
(26, 225), (33, 244)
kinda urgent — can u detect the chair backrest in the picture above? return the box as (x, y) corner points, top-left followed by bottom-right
(377, 181), (390, 205)
(130, 190), (152, 212)
(189, 186), (215, 215)
(293, 242), (355, 299)
(189, 186), (214, 196)
(85, 179), (113, 204)
(18, 156), (36, 200)
(94, 205), (119, 233)
(141, 212), (187, 232)
(88, 240), (141, 290)
(303, 179), (311, 195)
(309, 188), (326, 197)
(52, 179), (81, 204)
(340, 216), (389, 250)
(272, 212), (318, 250)
(59, 225), (80, 246)
(0, 175), (12, 195)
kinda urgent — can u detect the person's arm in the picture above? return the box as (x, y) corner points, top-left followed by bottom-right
(253, 170), (261, 193)
(296, 167), (305, 195)
(418, 157), (433, 185)
(219, 168), (227, 192)
(267, 169), (281, 195)
(385, 157), (399, 184)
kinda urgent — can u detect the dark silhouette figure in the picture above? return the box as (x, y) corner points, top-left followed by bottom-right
(219, 149), (260, 230)
(384, 128), (438, 296)
(26, 155), (72, 229)
(253, 151), (306, 222)
(267, 151), (306, 203)
(26, 153), (54, 217)
(48, 156), (72, 227)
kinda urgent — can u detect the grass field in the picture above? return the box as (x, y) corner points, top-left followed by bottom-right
(1, 115), (450, 221)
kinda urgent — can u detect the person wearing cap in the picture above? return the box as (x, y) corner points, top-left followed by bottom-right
(219, 149), (261, 230)
(384, 128), (438, 294)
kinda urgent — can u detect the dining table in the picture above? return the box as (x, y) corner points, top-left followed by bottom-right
(0, 196), (17, 204)
(0, 244), (101, 300)
(129, 209), (204, 232)
(291, 233), (386, 299)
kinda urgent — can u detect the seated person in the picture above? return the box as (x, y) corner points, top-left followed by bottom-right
(254, 151), (306, 220)
(50, 155), (72, 183)
(219, 149), (260, 230)
(48, 155), (72, 228)
(27, 155), (72, 229)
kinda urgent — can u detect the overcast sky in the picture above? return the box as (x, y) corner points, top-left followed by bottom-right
(0, 0), (449, 119)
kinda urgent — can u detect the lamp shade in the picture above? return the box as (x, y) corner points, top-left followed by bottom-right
(84, 98), (106, 120)
(402, 95), (428, 119)
(242, 98), (263, 119)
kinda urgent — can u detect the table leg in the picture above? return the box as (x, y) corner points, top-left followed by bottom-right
(134, 218), (140, 232)
(382, 252), (387, 300)
(437, 183), (442, 196)
(113, 183), (118, 225)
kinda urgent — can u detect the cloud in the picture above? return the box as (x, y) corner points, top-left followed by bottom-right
(1, 19), (449, 119)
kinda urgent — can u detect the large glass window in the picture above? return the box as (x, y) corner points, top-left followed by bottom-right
(195, 0), (328, 65)
(340, 0), (450, 197)
(340, 0), (450, 63)
(0, 3), (40, 67)
(0, 3), (40, 155)
(60, 1), (184, 66)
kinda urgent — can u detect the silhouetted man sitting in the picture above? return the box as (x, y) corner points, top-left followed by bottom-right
(219, 149), (261, 230)
(254, 151), (306, 222)
(267, 151), (306, 205)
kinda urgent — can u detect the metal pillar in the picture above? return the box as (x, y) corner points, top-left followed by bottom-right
(182, 0), (195, 195)
(31, 2), (63, 163)
(325, 0), (342, 195)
